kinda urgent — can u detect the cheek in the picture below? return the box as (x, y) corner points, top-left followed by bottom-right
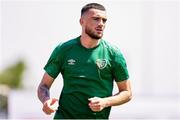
(86, 20), (97, 26)
(86, 23), (94, 29)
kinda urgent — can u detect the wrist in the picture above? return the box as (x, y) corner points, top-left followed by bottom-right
(42, 97), (50, 104)
(104, 98), (110, 108)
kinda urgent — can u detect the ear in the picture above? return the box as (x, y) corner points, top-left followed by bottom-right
(80, 18), (83, 25)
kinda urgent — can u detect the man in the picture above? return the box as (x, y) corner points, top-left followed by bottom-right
(37, 3), (132, 119)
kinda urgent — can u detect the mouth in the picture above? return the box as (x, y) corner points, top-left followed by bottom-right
(96, 28), (103, 32)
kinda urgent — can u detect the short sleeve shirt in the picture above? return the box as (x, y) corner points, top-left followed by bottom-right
(44, 36), (129, 119)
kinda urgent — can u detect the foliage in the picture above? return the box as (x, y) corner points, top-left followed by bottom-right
(0, 60), (26, 89)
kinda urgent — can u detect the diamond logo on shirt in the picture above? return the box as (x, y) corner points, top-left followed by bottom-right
(96, 59), (107, 69)
(68, 59), (76, 65)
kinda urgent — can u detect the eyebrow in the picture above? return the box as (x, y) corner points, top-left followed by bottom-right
(92, 16), (107, 21)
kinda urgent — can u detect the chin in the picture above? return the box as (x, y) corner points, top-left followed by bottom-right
(87, 33), (103, 40)
(98, 35), (103, 39)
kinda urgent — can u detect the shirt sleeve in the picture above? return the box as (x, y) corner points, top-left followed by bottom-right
(112, 48), (129, 82)
(44, 44), (63, 79)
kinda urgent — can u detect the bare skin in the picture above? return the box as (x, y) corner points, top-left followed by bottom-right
(88, 80), (132, 112)
(80, 9), (107, 48)
(37, 73), (56, 115)
(37, 8), (132, 115)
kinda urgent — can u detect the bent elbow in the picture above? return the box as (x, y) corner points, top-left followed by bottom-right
(128, 94), (132, 101)
(128, 92), (133, 101)
(127, 91), (133, 102)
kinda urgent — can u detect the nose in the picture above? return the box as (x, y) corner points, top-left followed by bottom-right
(98, 19), (104, 27)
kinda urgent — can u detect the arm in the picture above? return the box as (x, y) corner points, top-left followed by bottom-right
(37, 72), (58, 115)
(89, 80), (132, 112)
(38, 72), (54, 103)
(105, 80), (132, 106)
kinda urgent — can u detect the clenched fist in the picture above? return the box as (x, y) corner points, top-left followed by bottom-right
(88, 97), (108, 112)
(42, 98), (59, 115)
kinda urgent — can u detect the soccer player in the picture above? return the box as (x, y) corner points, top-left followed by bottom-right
(37, 3), (132, 119)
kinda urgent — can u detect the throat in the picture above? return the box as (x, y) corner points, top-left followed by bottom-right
(80, 36), (100, 49)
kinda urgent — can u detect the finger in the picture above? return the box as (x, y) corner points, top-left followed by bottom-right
(43, 106), (54, 115)
(89, 98), (100, 103)
(89, 104), (101, 111)
(89, 103), (101, 108)
(88, 97), (99, 101)
(44, 109), (55, 114)
(88, 102), (100, 107)
(90, 107), (101, 112)
(50, 98), (58, 105)
(43, 103), (55, 114)
(46, 101), (57, 111)
(43, 109), (51, 115)
(46, 100), (51, 107)
(89, 100), (99, 104)
(50, 101), (59, 110)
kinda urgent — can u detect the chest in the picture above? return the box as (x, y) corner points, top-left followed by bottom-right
(61, 46), (112, 77)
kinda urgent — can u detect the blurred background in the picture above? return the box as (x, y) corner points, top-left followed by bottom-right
(0, 0), (180, 119)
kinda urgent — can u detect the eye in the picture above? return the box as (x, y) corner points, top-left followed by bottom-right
(92, 17), (107, 24)
(102, 18), (107, 23)
(93, 17), (100, 21)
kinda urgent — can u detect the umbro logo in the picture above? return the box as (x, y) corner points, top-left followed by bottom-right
(67, 59), (76, 65)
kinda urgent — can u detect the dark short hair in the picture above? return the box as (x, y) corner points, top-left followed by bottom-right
(81, 3), (106, 16)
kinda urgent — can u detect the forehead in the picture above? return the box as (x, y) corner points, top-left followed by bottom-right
(85, 8), (107, 18)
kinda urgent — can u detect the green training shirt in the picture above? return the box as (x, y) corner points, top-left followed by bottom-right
(44, 36), (129, 119)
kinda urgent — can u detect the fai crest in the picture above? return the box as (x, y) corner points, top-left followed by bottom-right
(96, 59), (107, 69)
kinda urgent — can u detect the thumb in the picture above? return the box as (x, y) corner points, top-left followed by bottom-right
(50, 98), (58, 105)
(88, 97), (99, 101)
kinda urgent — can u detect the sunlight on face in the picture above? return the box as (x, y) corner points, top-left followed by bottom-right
(81, 9), (107, 40)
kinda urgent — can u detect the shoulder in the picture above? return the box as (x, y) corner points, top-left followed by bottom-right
(54, 36), (79, 52)
(101, 39), (122, 55)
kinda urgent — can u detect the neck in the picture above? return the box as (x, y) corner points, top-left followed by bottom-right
(80, 35), (100, 48)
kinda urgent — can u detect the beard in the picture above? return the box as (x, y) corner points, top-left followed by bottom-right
(85, 26), (103, 40)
